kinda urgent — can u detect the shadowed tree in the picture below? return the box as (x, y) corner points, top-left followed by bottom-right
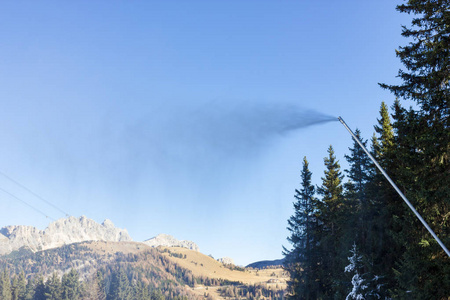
(316, 145), (346, 298)
(380, 0), (449, 297)
(284, 157), (319, 299)
(45, 272), (62, 300)
(61, 269), (80, 300)
(0, 269), (12, 300)
(108, 268), (132, 300)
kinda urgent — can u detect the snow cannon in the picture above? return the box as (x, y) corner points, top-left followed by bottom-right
(337, 116), (450, 257)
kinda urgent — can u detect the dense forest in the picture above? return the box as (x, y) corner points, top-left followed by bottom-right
(283, 0), (449, 299)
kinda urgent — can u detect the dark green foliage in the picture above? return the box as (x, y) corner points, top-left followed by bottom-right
(1, 269), (13, 300)
(369, 101), (401, 294)
(24, 277), (34, 300)
(93, 271), (107, 300)
(108, 268), (132, 300)
(44, 272), (61, 300)
(344, 129), (372, 254)
(380, 0), (450, 298)
(380, 1), (449, 114)
(284, 157), (320, 299)
(61, 269), (80, 300)
(387, 100), (450, 298)
(316, 146), (347, 298)
(32, 276), (45, 300)
(13, 271), (27, 300)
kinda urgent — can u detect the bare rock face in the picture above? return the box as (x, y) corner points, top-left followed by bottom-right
(0, 216), (132, 255)
(143, 234), (199, 252)
(217, 257), (235, 265)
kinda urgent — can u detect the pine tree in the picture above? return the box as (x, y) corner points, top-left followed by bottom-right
(16, 271), (27, 300)
(0, 269), (12, 300)
(380, 0), (450, 297)
(368, 101), (400, 294)
(108, 268), (132, 300)
(284, 157), (319, 299)
(344, 129), (372, 246)
(343, 128), (383, 291)
(45, 272), (62, 300)
(93, 271), (107, 300)
(380, 1), (449, 115)
(373, 102), (394, 165)
(134, 281), (150, 300)
(316, 145), (346, 298)
(344, 244), (382, 300)
(61, 269), (80, 300)
(32, 276), (46, 300)
(24, 277), (34, 300)
(11, 276), (19, 300)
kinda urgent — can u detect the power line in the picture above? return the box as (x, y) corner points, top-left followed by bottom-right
(0, 170), (69, 217)
(0, 186), (55, 221)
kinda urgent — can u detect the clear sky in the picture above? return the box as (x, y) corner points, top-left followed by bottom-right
(0, 1), (412, 265)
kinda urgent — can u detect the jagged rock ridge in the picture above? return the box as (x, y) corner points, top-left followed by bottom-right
(143, 233), (199, 252)
(0, 216), (132, 255)
(217, 257), (235, 265)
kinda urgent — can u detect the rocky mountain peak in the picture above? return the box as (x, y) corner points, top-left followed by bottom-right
(102, 219), (115, 228)
(143, 233), (199, 252)
(0, 216), (132, 255)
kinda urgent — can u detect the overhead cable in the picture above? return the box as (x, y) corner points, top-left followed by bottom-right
(0, 186), (55, 221)
(0, 170), (69, 217)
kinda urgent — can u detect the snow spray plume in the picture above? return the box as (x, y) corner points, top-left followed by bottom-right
(118, 102), (337, 188)
(132, 102), (338, 160)
(180, 102), (337, 151)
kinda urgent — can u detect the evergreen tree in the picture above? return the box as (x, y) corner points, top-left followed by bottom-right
(134, 281), (150, 300)
(11, 276), (19, 300)
(61, 269), (80, 300)
(380, 0), (450, 297)
(15, 271), (27, 300)
(344, 244), (382, 300)
(368, 101), (400, 294)
(344, 129), (372, 251)
(284, 157), (319, 299)
(108, 268), (132, 300)
(316, 145), (346, 298)
(0, 269), (12, 300)
(380, 1), (449, 115)
(24, 277), (34, 300)
(150, 289), (165, 300)
(93, 271), (107, 300)
(373, 102), (394, 165)
(32, 276), (46, 300)
(343, 127), (389, 296)
(45, 272), (62, 300)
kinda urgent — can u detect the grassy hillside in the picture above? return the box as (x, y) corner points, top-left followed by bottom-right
(158, 246), (287, 299)
(159, 246), (287, 285)
(0, 241), (287, 299)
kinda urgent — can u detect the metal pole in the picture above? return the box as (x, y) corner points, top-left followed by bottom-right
(338, 116), (450, 257)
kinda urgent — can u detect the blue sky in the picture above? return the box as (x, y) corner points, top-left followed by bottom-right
(0, 1), (412, 265)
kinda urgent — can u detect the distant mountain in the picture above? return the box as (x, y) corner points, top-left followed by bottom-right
(246, 258), (285, 269)
(0, 216), (132, 255)
(143, 233), (199, 252)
